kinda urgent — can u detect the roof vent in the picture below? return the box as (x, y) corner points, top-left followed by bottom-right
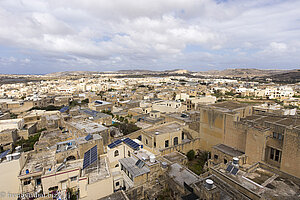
(205, 179), (214, 190)
(161, 162), (168, 169)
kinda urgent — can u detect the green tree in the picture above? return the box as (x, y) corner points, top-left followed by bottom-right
(187, 150), (195, 161)
(81, 98), (89, 104)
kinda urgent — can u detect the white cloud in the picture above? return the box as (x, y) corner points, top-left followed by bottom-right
(269, 42), (287, 52)
(0, 0), (299, 73)
(21, 58), (31, 63)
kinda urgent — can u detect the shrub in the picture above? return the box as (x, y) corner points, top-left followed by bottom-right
(187, 150), (195, 161)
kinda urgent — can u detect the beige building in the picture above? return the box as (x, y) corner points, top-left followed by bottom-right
(186, 96), (217, 111)
(0, 118), (24, 132)
(195, 101), (300, 179)
(0, 129), (18, 150)
(65, 120), (110, 146)
(88, 100), (113, 112)
(152, 100), (186, 113)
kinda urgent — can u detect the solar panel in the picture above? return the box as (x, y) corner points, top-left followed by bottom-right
(108, 143), (116, 149)
(83, 145), (98, 169)
(90, 145), (98, 164)
(231, 167), (239, 175)
(83, 150), (91, 169)
(135, 159), (145, 168)
(114, 139), (122, 145)
(0, 150), (10, 159)
(226, 164), (233, 172)
(85, 134), (92, 141)
(108, 139), (122, 149)
(123, 138), (140, 150)
(59, 106), (69, 113)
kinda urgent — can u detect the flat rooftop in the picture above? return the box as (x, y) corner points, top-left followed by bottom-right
(98, 191), (128, 200)
(167, 113), (193, 123)
(241, 114), (300, 129)
(44, 159), (83, 175)
(119, 157), (150, 178)
(56, 139), (77, 153)
(144, 122), (182, 136)
(36, 130), (71, 150)
(163, 151), (187, 163)
(213, 163), (300, 199)
(69, 120), (108, 133)
(20, 150), (56, 177)
(79, 109), (111, 119)
(168, 163), (199, 187)
(132, 148), (159, 167)
(213, 144), (244, 157)
(77, 134), (102, 145)
(0, 118), (23, 124)
(209, 101), (249, 111)
(86, 156), (110, 184)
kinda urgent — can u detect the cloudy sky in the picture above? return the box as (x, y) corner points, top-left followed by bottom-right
(0, 0), (299, 74)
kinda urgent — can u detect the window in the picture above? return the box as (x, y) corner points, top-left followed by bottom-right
(182, 132), (184, 140)
(273, 132), (283, 141)
(24, 180), (31, 185)
(36, 178), (41, 185)
(214, 154), (218, 160)
(154, 142), (156, 148)
(70, 176), (77, 182)
(146, 139), (148, 145)
(115, 164), (119, 168)
(128, 151), (130, 157)
(129, 173), (133, 181)
(114, 150), (119, 157)
(224, 159), (227, 164)
(116, 181), (120, 186)
(270, 148), (275, 160)
(165, 140), (169, 148)
(137, 135), (142, 141)
(275, 149), (280, 162)
(270, 147), (281, 162)
(173, 137), (178, 146)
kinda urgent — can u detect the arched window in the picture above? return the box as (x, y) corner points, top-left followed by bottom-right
(66, 155), (76, 161)
(174, 137), (178, 146)
(114, 150), (119, 157)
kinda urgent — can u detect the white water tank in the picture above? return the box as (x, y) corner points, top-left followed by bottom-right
(6, 154), (12, 161)
(233, 157), (239, 165)
(15, 146), (21, 152)
(150, 154), (155, 163)
(205, 179), (214, 190)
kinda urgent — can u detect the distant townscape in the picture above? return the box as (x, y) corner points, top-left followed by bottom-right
(0, 69), (299, 200)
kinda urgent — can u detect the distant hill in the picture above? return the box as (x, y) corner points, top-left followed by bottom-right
(262, 69), (300, 83)
(201, 68), (290, 77)
(114, 69), (191, 75)
(115, 70), (158, 74)
(46, 71), (97, 76)
(43, 68), (299, 83)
